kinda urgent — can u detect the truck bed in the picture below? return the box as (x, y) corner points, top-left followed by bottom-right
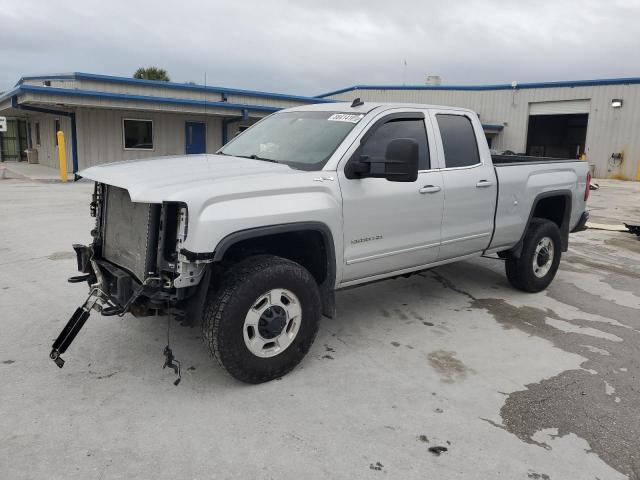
(488, 157), (589, 253)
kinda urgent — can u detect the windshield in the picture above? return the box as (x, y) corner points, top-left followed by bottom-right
(218, 111), (363, 171)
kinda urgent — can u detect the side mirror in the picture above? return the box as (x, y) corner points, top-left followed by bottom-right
(345, 138), (419, 182)
(382, 138), (419, 182)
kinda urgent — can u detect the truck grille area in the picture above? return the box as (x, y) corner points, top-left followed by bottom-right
(102, 186), (160, 282)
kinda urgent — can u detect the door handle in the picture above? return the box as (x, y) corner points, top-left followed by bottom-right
(476, 180), (494, 188)
(419, 185), (441, 194)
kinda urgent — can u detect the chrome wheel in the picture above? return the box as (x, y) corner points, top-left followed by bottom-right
(243, 289), (302, 358)
(533, 236), (554, 278)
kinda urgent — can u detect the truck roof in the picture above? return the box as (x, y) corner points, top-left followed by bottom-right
(287, 101), (476, 115)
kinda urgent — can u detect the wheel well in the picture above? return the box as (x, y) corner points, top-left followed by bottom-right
(532, 196), (567, 230)
(531, 193), (571, 252)
(506, 193), (572, 258)
(220, 230), (329, 286)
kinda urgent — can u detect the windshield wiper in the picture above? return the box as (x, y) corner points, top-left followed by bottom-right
(221, 153), (280, 163)
(247, 154), (279, 163)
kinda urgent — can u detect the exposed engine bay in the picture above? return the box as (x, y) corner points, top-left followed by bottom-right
(50, 182), (209, 370)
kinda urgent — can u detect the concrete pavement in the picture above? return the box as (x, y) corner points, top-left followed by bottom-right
(1, 161), (65, 183)
(0, 178), (638, 479)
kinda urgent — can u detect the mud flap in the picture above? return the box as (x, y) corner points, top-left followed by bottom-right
(50, 307), (91, 368)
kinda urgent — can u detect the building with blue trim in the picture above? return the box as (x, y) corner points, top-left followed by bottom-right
(1, 72), (639, 180)
(0, 72), (332, 173)
(318, 77), (640, 181)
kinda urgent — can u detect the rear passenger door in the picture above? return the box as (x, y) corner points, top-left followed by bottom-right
(431, 110), (497, 259)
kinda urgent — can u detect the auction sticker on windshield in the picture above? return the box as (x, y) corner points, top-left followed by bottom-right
(327, 113), (364, 123)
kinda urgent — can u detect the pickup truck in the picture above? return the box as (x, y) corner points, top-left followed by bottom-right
(51, 101), (591, 383)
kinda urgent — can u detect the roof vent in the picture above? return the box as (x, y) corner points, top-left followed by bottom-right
(425, 75), (441, 86)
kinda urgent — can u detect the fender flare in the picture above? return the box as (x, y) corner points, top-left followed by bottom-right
(508, 190), (572, 258)
(202, 222), (337, 318)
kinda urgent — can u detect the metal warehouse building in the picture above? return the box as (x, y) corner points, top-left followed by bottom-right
(1, 72), (640, 181)
(319, 78), (640, 181)
(0, 73), (330, 174)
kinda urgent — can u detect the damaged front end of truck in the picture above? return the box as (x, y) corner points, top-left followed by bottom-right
(50, 182), (209, 369)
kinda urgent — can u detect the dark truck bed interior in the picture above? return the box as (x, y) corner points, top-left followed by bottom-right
(492, 154), (584, 166)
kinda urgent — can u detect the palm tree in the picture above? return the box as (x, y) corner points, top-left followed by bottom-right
(133, 67), (170, 82)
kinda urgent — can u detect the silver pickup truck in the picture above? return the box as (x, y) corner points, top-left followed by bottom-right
(51, 101), (590, 383)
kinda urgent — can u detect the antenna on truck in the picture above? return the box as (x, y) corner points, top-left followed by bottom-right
(351, 97), (364, 107)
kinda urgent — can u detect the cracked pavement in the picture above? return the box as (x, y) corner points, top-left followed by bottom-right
(0, 178), (638, 479)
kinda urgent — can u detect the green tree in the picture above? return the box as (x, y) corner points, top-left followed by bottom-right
(133, 67), (170, 82)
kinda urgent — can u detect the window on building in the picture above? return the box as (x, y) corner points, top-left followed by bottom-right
(361, 118), (430, 170)
(54, 119), (61, 145)
(437, 114), (480, 168)
(27, 123), (33, 149)
(35, 122), (41, 146)
(123, 119), (153, 150)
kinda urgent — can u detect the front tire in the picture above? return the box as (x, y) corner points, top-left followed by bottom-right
(505, 218), (562, 293)
(202, 255), (321, 383)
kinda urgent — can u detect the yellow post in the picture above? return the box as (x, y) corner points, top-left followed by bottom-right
(56, 131), (68, 183)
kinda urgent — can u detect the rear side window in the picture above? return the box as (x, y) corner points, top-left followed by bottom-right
(361, 118), (430, 170)
(437, 114), (480, 168)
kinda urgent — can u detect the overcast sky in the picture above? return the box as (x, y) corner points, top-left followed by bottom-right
(1, 0), (639, 96)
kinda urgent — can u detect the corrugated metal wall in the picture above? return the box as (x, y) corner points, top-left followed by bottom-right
(19, 91), (260, 118)
(328, 85), (640, 180)
(28, 115), (73, 172)
(9, 76), (327, 173)
(23, 78), (310, 111)
(20, 108), (253, 172)
(75, 109), (224, 169)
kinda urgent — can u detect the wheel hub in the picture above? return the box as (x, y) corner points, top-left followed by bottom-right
(258, 306), (287, 339)
(536, 250), (550, 267)
(243, 288), (302, 358)
(533, 236), (554, 278)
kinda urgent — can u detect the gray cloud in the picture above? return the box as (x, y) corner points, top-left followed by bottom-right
(1, 0), (639, 95)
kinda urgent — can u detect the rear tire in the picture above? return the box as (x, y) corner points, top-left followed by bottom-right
(202, 255), (321, 383)
(505, 218), (562, 293)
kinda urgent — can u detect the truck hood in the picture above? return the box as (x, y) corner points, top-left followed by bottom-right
(79, 154), (299, 203)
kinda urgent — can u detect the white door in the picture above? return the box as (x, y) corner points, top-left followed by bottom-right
(430, 110), (497, 259)
(338, 110), (444, 284)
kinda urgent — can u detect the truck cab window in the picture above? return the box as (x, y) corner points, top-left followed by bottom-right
(437, 114), (480, 168)
(362, 118), (430, 170)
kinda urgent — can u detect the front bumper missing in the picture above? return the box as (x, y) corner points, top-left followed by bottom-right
(50, 288), (107, 368)
(71, 245), (143, 306)
(50, 245), (160, 368)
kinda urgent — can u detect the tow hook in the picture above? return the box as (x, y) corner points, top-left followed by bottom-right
(49, 289), (104, 368)
(67, 273), (92, 284)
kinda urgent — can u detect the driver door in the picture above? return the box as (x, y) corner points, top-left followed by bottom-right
(338, 110), (444, 284)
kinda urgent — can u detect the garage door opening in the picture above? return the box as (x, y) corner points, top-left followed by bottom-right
(526, 113), (588, 159)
